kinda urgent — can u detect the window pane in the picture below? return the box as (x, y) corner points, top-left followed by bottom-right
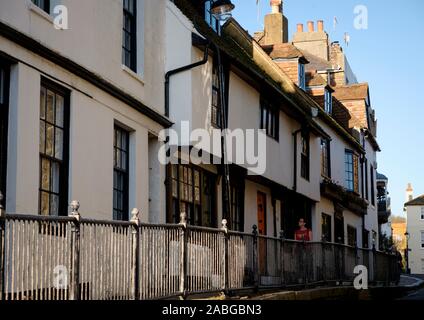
(121, 151), (127, 170)
(51, 162), (60, 193)
(40, 191), (50, 216)
(45, 124), (54, 157)
(55, 128), (63, 160)
(40, 87), (46, 120)
(39, 121), (45, 153)
(50, 194), (59, 216)
(116, 129), (122, 149)
(55, 94), (64, 127)
(172, 180), (178, 198)
(41, 158), (50, 191)
(46, 90), (55, 123)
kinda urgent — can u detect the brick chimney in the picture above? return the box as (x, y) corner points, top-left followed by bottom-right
(261, 0), (289, 45)
(292, 19), (329, 61)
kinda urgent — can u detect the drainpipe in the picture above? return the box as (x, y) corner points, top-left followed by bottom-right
(164, 42), (210, 117)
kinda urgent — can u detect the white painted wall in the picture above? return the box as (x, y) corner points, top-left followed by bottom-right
(0, 0), (166, 114)
(2, 34), (163, 220)
(406, 205), (424, 274)
(363, 137), (379, 245)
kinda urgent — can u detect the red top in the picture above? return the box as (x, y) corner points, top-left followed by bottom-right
(295, 229), (311, 241)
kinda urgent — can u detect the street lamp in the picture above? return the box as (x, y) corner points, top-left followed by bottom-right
(404, 231), (411, 274)
(210, 0), (235, 22)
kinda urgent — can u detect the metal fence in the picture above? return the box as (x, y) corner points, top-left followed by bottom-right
(0, 202), (398, 300)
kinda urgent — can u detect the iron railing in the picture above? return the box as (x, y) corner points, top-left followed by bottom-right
(0, 202), (398, 300)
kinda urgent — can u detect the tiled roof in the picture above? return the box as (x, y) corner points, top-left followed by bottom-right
(306, 71), (327, 87)
(333, 83), (369, 101)
(262, 43), (308, 63)
(300, 49), (333, 72)
(405, 195), (424, 206)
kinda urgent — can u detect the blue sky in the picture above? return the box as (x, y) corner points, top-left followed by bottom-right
(231, 0), (424, 218)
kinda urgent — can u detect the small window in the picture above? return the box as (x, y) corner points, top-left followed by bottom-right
(345, 150), (359, 193)
(421, 207), (424, 220)
(39, 81), (69, 216)
(321, 213), (332, 242)
(113, 126), (130, 221)
(347, 225), (357, 247)
(301, 131), (310, 180)
(32, 0), (50, 14)
(122, 0), (137, 72)
(421, 231), (424, 249)
(260, 97), (279, 141)
(324, 89), (332, 114)
(320, 139), (331, 178)
(298, 63), (306, 90)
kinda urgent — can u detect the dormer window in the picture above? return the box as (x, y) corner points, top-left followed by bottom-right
(324, 89), (332, 114)
(298, 63), (306, 90)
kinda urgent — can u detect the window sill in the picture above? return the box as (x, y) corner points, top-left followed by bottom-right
(122, 65), (145, 86)
(27, 0), (54, 24)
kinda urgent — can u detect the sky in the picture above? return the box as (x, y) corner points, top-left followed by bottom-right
(231, 0), (424, 218)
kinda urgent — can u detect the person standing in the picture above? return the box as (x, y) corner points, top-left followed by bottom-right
(295, 218), (312, 241)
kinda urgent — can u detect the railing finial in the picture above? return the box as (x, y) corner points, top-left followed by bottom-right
(222, 219), (228, 233)
(130, 208), (140, 226)
(252, 224), (258, 236)
(180, 211), (187, 226)
(69, 200), (81, 221)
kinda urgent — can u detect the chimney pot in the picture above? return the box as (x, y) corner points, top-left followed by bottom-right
(297, 23), (304, 32)
(270, 0), (282, 13)
(317, 20), (324, 32)
(307, 21), (314, 32)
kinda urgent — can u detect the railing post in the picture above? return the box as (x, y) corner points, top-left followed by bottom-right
(303, 240), (307, 287)
(321, 237), (327, 284)
(130, 208), (140, 300)
(279, 230), (285, 287)
(69, 200), (81, 301)
(179, 212), (188, 299)
(222, 219), (229, 295)
(0, 192), (5, 301)
(252, 225), (259, 292)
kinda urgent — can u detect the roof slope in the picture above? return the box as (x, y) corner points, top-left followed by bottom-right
(262, 43), (308, 63)
(301, 49), (333, 72)
(405, 195), (424, 206)
(333, 83), (369, 101)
